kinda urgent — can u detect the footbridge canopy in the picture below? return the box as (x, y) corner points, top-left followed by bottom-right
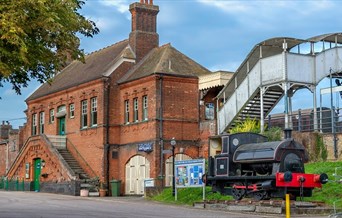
(217, 33), (342, 134)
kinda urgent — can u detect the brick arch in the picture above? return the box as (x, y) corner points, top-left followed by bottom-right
(124, 155), (150, 195)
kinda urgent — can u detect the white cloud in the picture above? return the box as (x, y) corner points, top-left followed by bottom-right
(94, 17), (120, 31)
(208, 61), (241, 72)
(196, 0), (335, 19)
(99, 0), (130, 14)
(197, 0), (251, 13)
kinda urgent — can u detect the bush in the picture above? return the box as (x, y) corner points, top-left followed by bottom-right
(230, 117), (260, 133)
(263, 127), (282, 141)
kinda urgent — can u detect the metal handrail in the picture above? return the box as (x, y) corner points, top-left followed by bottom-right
(66, 138), (96, 178)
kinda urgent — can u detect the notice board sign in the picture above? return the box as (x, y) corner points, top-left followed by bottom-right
(174, 159), (205, 200)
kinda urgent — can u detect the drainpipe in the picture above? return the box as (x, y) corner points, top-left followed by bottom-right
(103, 77), (111, 188)
(6, 140), (9, 174)
(158, 74), (164, 186)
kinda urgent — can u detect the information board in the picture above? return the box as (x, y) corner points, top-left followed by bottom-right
(174, 159), (205, 200)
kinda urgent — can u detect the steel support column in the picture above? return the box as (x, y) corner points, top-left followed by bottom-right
(288, 93), (293, 129)
(260, 87), (264, 133)
(284, 83), (289, 129)
(313, 86), (318, 131)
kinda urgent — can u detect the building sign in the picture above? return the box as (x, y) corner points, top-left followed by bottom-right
(205, 103), (215, 120)
(144, 178), (155, 188)
(138, 142), (153, 152)
(174, 159), (205, 200)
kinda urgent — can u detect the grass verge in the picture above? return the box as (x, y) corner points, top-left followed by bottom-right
(150, 161), (342, 208)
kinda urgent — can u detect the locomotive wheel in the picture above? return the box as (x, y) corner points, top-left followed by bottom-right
(232, 184), (245, 200)
(252, 191), (267, 201)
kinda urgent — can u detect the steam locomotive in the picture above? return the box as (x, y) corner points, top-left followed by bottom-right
(204, 129), (328, 200)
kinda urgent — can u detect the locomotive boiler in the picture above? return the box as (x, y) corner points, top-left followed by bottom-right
(204, 129), (328, 200)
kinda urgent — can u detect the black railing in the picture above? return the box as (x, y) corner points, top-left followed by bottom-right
(0, 177), (26, 191)
(267, 107), (342, 133)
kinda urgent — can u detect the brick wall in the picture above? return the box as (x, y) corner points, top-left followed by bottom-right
(0, 143), (6, 176)
(289, 131), (342, 161)
(199, 87), (222, 158)
(7, 136), (72, 182)
(26, 79), (106, 179)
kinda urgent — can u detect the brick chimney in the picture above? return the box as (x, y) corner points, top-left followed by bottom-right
(129, 0), (159, 62)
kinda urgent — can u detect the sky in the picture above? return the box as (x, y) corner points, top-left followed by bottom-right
(1, 0), (342, 128)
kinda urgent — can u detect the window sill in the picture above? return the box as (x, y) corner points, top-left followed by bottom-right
(123, 119), (149, 126)
(80, 125), (98, 131)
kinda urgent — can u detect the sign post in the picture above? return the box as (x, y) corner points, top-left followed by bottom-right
(174, 159), (205, 201)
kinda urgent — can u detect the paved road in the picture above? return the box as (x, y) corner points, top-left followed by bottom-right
(0, 191), (331, 218)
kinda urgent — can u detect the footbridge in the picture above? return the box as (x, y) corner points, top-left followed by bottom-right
(217, 33), (342, 134)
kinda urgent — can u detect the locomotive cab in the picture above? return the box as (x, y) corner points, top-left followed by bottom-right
(208, 133), (268, 177)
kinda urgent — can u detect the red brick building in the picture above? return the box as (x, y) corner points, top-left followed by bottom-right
(5, 0), (230, 195)
(0, 122), (22, 177)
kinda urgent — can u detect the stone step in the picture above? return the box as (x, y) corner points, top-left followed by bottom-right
(56, 148), (90, 180)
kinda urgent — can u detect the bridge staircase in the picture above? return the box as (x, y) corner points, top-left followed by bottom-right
(232, 87), (284, 127)
(217, 34), (342, 134)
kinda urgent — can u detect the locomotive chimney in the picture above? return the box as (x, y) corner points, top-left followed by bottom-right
(284, 128), (292, 139)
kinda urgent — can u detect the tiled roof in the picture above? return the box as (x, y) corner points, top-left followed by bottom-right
(118, 43), (211, 83)
(26, 40), (129, 101)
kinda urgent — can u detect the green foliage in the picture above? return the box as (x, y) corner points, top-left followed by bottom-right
(150, 187), (232, 205)
(230, 117), (261, 134)
(305, 161), (342, 208)
(0, 0), (99, 94)
(230, 118), (282, 141)
(312, 134), (328, 162)
(263, 127), (282, 141)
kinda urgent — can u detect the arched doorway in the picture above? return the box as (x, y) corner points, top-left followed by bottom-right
(125, 155), (150, 195)
(165, 154), (191, 187)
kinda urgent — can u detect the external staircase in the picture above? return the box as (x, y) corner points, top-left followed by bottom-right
(217, 35), (342, 134)
(46, 135), (97, 195)
(232, 87), (283, 127)
(56, 148), (90, 180)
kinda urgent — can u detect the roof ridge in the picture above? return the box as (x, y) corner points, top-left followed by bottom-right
(153, 44), (171, 73)
(86, 39), (128, 56)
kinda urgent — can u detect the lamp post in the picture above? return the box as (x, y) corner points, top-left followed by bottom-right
(170, 137), (176, 196)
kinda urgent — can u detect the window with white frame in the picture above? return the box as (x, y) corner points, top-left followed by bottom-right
(124, 100), (129, 124)
(69, 103), (75, 118)
(91, 97), (97, 126)
(142, 95), (148, 121)
(49, 109), (54, 123)
(81, 100), (88, 128)
(39, 111), (45, 134)
(32, 113), (37, 135)
(133, 98), (138, 122)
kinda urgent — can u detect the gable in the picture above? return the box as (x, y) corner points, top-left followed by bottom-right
(118, 43), (212, 84)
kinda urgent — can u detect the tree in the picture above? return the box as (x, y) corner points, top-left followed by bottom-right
(0, 0), (99, 94)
